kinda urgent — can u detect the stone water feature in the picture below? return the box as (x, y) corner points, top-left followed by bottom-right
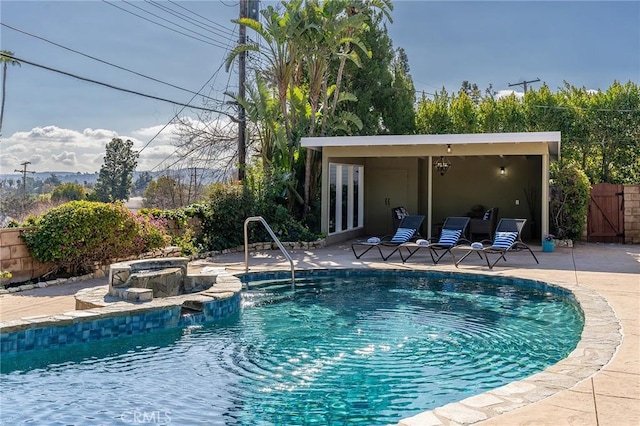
(75, 256), (241, 315)
(108, 257), (223, 302)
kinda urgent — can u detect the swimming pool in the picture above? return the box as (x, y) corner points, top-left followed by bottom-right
(0, 270), (583, 425)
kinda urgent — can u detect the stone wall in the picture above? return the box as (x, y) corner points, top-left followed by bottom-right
(624, 185), (640, 244)
(0, 227), (52, 284)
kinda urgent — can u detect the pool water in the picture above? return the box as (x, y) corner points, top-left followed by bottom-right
(0, 271), (583, 425)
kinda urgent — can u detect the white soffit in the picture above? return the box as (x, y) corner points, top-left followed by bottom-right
(301, 131), (561, 157)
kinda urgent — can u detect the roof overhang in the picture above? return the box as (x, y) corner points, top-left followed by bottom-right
(301, 131), (561, 160)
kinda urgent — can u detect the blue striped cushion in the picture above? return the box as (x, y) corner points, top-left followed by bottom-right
(492, 231), (518, 249)
(437, 229), (462, 246)
(391, 227), (415, 243)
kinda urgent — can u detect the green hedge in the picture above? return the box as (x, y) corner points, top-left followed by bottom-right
(21, 201), (170, 274)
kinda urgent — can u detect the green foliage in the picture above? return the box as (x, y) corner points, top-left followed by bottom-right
(339, 12), (415, 136)
(549, 164), (591, 240)
(246, 167), (319, 242)
(415, 88), (452, 134)
(228, 0), (393, 216)
(44, 174), (62, 186)
(165, 175), (323, 253)
(94, 138), (139, 202)
(450, 91), (478, 133)
(414, 80), (639, 184)
(197, 183), (255, 251)
(139, 207), (199, 255)
(51, 183), (86, 202)
(21, 201), (170, 274)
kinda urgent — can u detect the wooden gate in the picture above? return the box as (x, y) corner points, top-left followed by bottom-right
(587, 183), (624, 243)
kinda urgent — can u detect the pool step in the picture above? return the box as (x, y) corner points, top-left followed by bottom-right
(123, 288), (154, 303)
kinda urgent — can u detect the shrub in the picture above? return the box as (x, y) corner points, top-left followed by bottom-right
(198, 183), (255, 251)
(550, 163), (591, 240)
(21, 201), (170, 274)
(139, 207), (198, 255)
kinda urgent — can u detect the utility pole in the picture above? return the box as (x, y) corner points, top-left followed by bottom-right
(508, 77), (540, 94)
(14, 160), (35, 217)
(237, 0), (247, 182)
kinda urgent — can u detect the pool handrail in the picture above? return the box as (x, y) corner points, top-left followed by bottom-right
(244, 216), (295, 289)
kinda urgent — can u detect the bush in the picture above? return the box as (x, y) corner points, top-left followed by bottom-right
(21, 201), (170, 274)
(139, 207), (199, 255)
(198, 183), (255, 251)
(550, 164), (591, 240)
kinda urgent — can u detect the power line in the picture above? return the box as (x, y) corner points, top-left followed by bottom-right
(138, 61), (231, 155)
(144, 0), (236, 43)
(144, 24), (239, 168)
(1, 53), (233, 116)
(120, 0), (236, 47)
(1, 23), (225, 104)
(101, 0), (231, 50)
(167, 0), (235, 34)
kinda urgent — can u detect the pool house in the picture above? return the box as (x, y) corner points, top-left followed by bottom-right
(301, 131), (561, 244)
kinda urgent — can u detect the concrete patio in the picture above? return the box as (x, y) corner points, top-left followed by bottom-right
(0, 241), (638, 425)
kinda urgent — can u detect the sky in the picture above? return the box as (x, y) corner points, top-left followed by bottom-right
(0, 0), (638, 174)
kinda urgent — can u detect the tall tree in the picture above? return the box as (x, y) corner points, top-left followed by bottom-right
(340, 13), (415, 136)
(0, 50), (20, 136)
(384, 47), (416, 134)
(94, 138), (139, 202)
(226, 0), (305, 146)
(299, 0), (374, 211)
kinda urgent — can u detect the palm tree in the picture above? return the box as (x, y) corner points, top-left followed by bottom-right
(0, 51), (21, 137)
(226, 1), (305, 146)
(227, 0), (391, 215)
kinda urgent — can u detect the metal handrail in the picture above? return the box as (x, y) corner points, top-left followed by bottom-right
(244, 216), (295, 289)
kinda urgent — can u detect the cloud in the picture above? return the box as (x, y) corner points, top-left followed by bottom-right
(82, 128), (119, 139)
(1, 124), (179, 173)
(131, 123), (181, 144)
(52, 151), (77, 167)
(496, 90), (524, 99)
(28, 154), (45, 166)
(0, 153), (18, 168)
(1, 118), (236, 174)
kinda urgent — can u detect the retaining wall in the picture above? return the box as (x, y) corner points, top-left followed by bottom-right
(0, 227), (52, 284)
